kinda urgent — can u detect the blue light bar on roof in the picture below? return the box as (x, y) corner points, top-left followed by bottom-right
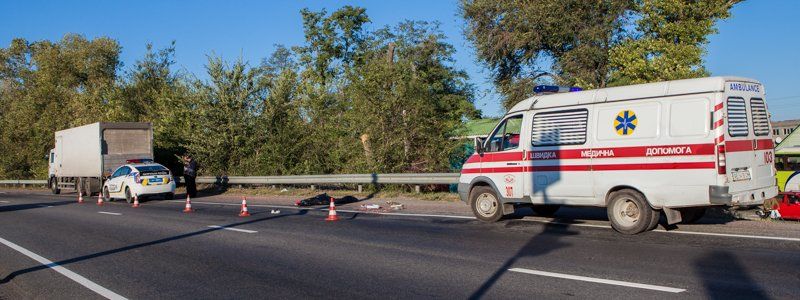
(534, 85), (583, 94)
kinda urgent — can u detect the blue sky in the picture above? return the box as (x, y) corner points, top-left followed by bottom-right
(1, 0), (798, 120)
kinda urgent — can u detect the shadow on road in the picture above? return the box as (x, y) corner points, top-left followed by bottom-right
(0, 201), (75, 213)
(0, 209), (308, 285)
(469, 221), (578, 299)
(693, 250), (768, 299)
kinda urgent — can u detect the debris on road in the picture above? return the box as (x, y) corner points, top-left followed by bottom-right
(361, 204), (381, 210)
(295, 193), (359, 206)
(271, 209), (281, 214)
(281, 188), (288, 192)
(386, 201), (405, 210)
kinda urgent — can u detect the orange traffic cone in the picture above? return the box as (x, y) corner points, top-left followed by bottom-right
(183, 195), (193, 213)
(239, 197), (250, 217)
(78, 191), (84, 204)
(132, 195), (140, 208)
(97, 192), (103, 206)
(325, 197), (339, 221)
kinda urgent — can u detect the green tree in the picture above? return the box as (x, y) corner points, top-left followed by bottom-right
(462, 0), (740, 110)
(0, 34), (121, 178)
(294, 6), (371, 174)
(114, 42), (193, 173)
(461, 0), (633, 109)
(608, 0), (741, 85)
(185, 55), (265, 175)
(345, 21), (478, 173)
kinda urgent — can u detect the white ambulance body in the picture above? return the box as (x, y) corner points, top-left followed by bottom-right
(458, 76), (778, 234)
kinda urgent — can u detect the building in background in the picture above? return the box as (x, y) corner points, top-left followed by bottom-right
(772, 119), (800, 144)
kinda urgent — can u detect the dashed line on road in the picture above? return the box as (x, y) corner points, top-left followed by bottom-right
(0, 200), (10, 203)
(509, 267), (686, 293)
(170, 200), (800, 242)
(207, 225), (257, 233)
(0, 235), (127, 299)
(37, 204), (53, 208)
(98, 211), (122, 216)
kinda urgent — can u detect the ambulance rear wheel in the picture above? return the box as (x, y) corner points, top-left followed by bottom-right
(607, 189), (658, 234)
(471, 186), (503, 222)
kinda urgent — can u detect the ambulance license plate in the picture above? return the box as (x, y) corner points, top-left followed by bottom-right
(731, 169), (751, 182)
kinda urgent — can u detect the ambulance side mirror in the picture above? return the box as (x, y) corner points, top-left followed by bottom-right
(474, 137), (485, 156)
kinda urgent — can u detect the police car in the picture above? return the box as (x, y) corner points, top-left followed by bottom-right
(102, 159), (176, 202)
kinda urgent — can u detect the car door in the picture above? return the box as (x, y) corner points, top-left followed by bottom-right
(107, 166), (131, 194)
(482, 114), (525, 199)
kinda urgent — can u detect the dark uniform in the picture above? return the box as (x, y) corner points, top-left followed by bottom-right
(183, 157), (198, 198)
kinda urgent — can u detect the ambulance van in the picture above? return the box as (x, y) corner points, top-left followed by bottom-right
(458, 76), (778, 234)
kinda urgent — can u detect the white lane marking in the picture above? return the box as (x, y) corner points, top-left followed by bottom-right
(0, 236), (127, 299)
(167, 200), (800, 242)
(652, 229), (800, 242)
(207, 225), (257, 233)
(37, 204), (53, 208)
(0, 200), (10, 203)
(98, 212), (121, 216)
(509, 268), (686, 293)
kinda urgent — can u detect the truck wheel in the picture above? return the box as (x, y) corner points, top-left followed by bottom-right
(102, 187), (111, 202)
(607, 189), (658, 235)
(532, 205), (560, 217)
(680, 207), (707, 224)
(50, 178), (60, 194)
(470, 186), (503, 222)
(124, 187), (133, 203)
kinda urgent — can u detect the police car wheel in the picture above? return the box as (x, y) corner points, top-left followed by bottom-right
(102, 187), (111, 202)
(164, 193), (174, 200)
(124, 187), (133, 203)
(471, 186), (503, 222)
(607, 189), (657, 235)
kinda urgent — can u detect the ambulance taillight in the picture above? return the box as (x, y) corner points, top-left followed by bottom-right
(717, 144), (727, 175)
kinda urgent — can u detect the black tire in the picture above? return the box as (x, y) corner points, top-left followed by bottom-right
(124, 187), (133, 203)
(607, 189), (659, 235)
(164, 193), (174, 200)
(102, 187), (111, 202)
(470, 185), (503, 222)
(680, 207), (707, 224)
(531, 205), (560, 217)
(647, 210), (661, 230)
(50, 178), (60, 194)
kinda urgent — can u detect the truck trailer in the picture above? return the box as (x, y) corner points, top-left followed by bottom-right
(48, 122), (154, 196)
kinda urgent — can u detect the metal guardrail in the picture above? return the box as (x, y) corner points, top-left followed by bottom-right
(195, 173), (459, 185)
(0, 173), (460, 187)
(0, 180), (47, 185)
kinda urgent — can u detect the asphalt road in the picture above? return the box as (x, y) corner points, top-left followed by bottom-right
(0, 190), (798, 299)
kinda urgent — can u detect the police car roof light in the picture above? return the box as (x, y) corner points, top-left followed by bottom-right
(126, 158), (154, 164)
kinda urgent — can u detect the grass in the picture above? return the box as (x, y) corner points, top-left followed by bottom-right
(190, 185), (461, 202)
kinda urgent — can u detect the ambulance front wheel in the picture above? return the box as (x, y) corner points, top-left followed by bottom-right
(607, 189), (659, 234)
(471, 186), (503, 222)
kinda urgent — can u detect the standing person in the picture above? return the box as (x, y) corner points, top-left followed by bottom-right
(183, 155), (198, 198)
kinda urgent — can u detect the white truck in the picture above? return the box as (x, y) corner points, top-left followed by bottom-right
(458, 76), (778, 234)
(48, 122), (154, 196)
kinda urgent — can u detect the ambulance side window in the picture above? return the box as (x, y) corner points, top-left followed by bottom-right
(486, 115), (523, 152)
(532, 109), (589, 146)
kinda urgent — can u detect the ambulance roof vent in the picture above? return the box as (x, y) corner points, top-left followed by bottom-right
(533, 85), (582, 95)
